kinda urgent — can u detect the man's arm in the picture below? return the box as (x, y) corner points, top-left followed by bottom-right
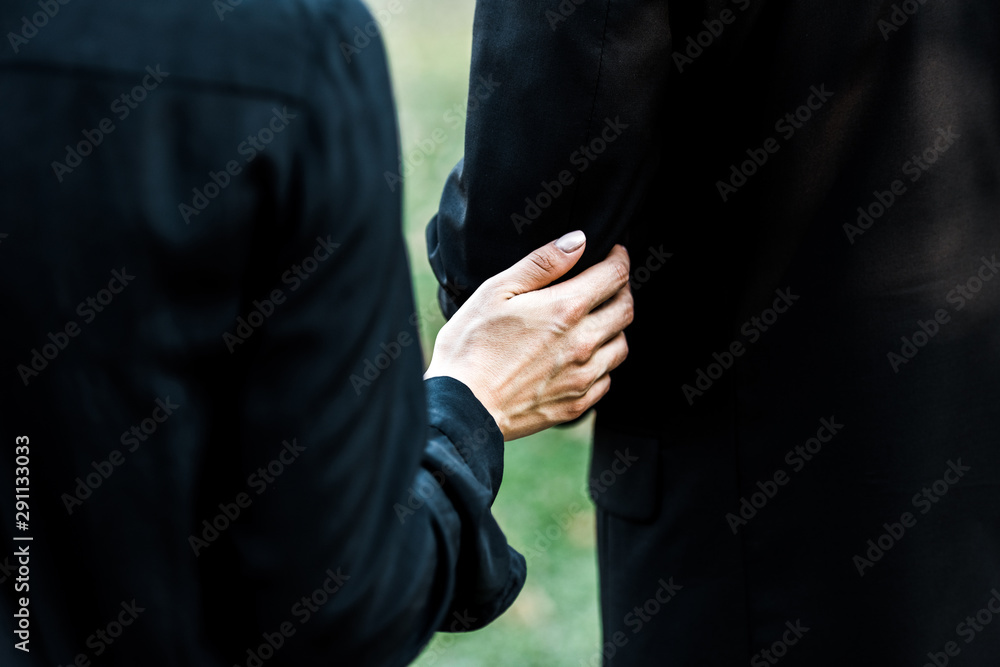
(428, 0), (673, 316)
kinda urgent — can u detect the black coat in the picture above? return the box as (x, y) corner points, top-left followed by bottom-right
(0, 1), (523, 664)
(429, 1), (1000, 664)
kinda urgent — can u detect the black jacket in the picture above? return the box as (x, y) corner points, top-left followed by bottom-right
(429, 0), (1000, 664)
(0, 1), (523, 664)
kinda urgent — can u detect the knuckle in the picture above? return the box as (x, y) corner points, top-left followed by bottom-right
(617, 245), (631, 271)
(570, 367), (594, 393)
(614, 338), (629, 368)
(529, 249), (557, 275)
(568, 337), (593, 364)
(551, 302), (572, 327)
(479, 274), (499, 293)
(622, 294), (635, 326)
(565, 396), (592, 419)
(610, 260), (629, 288)
(556, 295), (587, 323)
(591, 375), (611, 404)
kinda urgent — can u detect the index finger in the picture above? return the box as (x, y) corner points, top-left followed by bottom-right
(551, 244), (631, 313)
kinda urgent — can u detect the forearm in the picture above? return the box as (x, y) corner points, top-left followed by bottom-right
(420, 377), (525, 628)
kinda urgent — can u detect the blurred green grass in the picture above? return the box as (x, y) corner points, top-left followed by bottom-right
(372, 0), (603, 664)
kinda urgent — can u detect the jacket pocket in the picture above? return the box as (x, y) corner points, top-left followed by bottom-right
(588, 424), (660, 523)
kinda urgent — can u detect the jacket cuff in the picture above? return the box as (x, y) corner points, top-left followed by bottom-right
(424, 375), (504, 501)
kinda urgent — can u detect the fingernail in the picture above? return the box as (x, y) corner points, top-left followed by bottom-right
(555, 230), (586, 253)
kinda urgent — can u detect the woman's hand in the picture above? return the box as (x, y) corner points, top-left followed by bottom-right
(424, 231), (633, 441)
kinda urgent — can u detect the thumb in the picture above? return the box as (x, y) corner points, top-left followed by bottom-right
(494, 230), (587, 296)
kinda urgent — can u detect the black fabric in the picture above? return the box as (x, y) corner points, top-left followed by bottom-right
(429, 1), (1000, 664)
(0, 1), (523, 665)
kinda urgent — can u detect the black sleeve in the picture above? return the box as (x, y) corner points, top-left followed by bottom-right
(0, 0), (524, 663)
(427, 0), (673, 317)
(216, 4), (524, 664)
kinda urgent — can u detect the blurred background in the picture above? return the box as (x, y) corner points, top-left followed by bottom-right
(374, 0), (604, 664)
